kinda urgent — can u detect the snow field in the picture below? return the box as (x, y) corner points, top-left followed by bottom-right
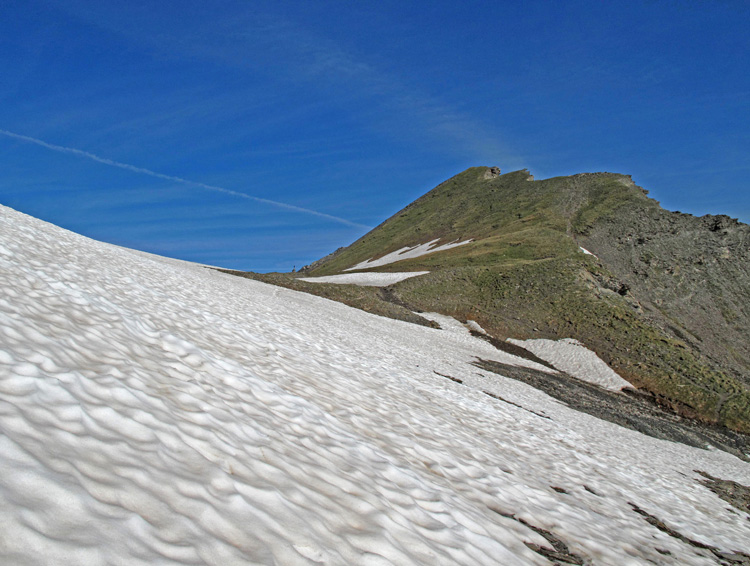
(298, 272), (429, 286)
(507, 337), (632, 391)
(1, 204), (749, 565)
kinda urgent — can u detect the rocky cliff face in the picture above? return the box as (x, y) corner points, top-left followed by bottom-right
(581, 205), (750, 390)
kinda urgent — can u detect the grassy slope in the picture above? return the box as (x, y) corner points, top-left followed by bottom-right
(295, 168), (750, 432)
(308, 169), (573, 275)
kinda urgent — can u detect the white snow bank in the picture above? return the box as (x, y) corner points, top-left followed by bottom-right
(345, 238), (472, 271)
(420, 314), (520, 360)
(466, 319), (488, 335)
(579, 246), (598, 259)
(507, 337), (632, 390)
(1, 204), (749, 566)
(298, 271), (429, 286)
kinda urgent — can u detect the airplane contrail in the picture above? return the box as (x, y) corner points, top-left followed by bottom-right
(0, 128), (371, 230)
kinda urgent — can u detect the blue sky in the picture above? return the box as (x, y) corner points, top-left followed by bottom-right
(1, 0), (748, 271)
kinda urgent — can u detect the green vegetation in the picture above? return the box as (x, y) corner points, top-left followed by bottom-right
(308, 169), (648, 276)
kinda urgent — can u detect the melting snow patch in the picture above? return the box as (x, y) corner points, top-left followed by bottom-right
(298, 271), (429, 286)
(345, 238), (473, 271)
(465, 320), (488, 335)
(419, 312), (472, 336)
(579, 246), (598, 259)
(507, 337), (631, 391)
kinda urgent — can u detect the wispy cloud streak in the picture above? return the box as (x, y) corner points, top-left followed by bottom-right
(0, 129), (370, 230)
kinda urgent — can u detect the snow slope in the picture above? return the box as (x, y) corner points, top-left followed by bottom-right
(298, 272), (429, 286)
(507, 338), (632, 391)
(1, 204), (749, 565)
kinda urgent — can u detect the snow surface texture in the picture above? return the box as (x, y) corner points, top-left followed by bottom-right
(1, 204), (749, 565)
(298, 272), (429, 286)
(344, 239), (472, 271)
(507, 338), (632, 391)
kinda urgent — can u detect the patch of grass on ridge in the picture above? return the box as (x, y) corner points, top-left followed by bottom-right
(308, 168), (645, 276)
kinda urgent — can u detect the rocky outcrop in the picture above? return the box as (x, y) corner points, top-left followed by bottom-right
(579, 206), (750, 390)
(483, 166), (501, 179)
